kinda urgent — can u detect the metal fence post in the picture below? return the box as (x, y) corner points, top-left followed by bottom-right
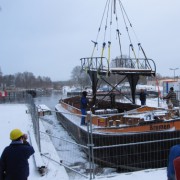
(89, 112), (95, 179)
(35, 106), (41, 153)
(87, 115), (92, 180)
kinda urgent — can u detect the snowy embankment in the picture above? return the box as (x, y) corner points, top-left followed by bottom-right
(0, 104), (69, 180)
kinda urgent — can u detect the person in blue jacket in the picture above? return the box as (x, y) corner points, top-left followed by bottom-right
(167, 144), (180, 180)
(0, 129), (35, 180)
(80, 91), (89, 125)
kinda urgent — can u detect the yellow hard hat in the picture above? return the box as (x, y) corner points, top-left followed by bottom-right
(10, 129), (24, 140)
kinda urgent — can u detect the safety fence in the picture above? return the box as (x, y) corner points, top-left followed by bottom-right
(38, 111), (94, 179)
(0, 92), (92, 178)
(2, 92), (180, 179)
(28, 103), (180, 179)
(54, 105), (180, 178)
(27, 99), (93, 179)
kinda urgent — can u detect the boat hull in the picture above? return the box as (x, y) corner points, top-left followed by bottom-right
(55, 106), (180, 171)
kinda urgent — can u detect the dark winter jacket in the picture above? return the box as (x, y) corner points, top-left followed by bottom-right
(167, 145), (180, 180)
(164, 90), (177, 107)
(0, 158), (3, 180)
(0, 141), (35, 180)
(139, 92), (146, 102)
(80, 96), (89, 109)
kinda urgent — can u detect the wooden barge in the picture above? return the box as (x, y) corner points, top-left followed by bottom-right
(55, 96), (180, 171)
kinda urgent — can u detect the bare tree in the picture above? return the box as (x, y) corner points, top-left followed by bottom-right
(71, 66), (91, 88)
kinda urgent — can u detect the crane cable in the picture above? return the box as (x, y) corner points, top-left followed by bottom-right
(99, 0), (111, 78)
(119, 0), (140, 43)
(103, 0), (110, 42)
(106, 0), (114, 77)
(91, 0), (109, 58)
(138, 43), (152, 70)
(90, 0), (110, 79)
(107, 41), (111, 76)
(89, 0), (109, 76)
(115, 7), (123, 59)
(118, 0), (139, 68)
(119, 0), (148, 62)
(98, 42), (106, 79)
(101, 0), (111, 60)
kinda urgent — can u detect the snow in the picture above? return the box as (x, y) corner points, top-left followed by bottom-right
(0, 101), (169, 180)
(36, 104), (51, 112)
(0, 104), (69, 180)
(95, 168), (167, 180)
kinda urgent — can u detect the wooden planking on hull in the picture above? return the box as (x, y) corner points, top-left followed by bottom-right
(55, 102), (180, 171)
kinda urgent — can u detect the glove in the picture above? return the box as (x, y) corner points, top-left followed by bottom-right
(22, 134), (28, 144)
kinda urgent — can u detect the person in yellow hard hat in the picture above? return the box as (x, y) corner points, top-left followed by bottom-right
(0, 129), (35, 180)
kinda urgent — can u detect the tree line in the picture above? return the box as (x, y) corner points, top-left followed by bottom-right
(0, 70), (52, 89)
(0, 65), (165, 91)
(0, 66), (90, 90)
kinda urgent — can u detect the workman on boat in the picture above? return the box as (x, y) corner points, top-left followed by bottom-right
(80, 91), (89, 125)
(0, 129), (35, 180)
(163, 87), (178, 108)
(167, 144), (180, 180)
(139, 89), (146, 105)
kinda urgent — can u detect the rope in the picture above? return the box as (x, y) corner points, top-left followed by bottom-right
(103, 0), (111, 42)
(91, 0), (109, 58)
(119, 0), (140, 43)
(107, 41), (111, 76)
(118, 1), (132, 47)
(138, 43), (152, 70)
(115, 0), (123, 59)
(91, 41), (98, 58)
(130, 44), (139, 68)
(101, 42), (106, 61)
(96, 0), (109, 42)
(138, 43), (147, 59)
(89, 0), (148, 76)
(104, 1), (113, 76)
(116, 29), (123, 59)
(90, 0), (110, 78)
(118, 0), (139, 67)
(97, 42), (106, 79)
(113, 0), (116, 14)
(89, 41), (98, 73)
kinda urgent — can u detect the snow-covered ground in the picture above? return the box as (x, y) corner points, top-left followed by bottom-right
(0, 98), (169, 180)
(0, 104), (69, 180)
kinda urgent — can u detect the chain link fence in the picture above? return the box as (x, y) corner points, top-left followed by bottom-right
(2, 91), (180, 179)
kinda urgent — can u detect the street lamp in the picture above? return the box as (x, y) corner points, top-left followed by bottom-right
(170, 68), (179, 81)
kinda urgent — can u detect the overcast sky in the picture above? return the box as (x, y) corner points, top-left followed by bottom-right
(0, 0), (180, 81)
